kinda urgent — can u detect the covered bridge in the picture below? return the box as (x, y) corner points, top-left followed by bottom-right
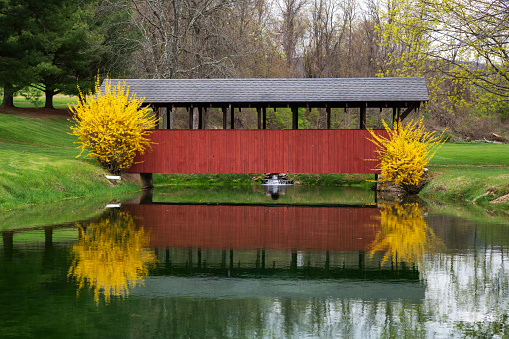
(105, 77), (428, 180)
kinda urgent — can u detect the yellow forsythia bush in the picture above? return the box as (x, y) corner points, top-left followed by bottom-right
(369, 202), (445, 266)
(69, 77), (157, 175)
(368, 118), (445, 193)
(68, 211), (157, 305)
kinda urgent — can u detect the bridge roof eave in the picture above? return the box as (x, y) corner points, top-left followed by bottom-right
(147, 100), (427, 109)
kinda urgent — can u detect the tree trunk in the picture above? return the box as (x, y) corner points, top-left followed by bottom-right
(2, 83), (15, 107)
(44, 89), (54, 109)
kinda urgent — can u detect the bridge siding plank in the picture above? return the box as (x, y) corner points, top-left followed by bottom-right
(365, 130), (372, 173)
(338, 130), (344, 173)
(127, 130), (385, 173)
(322, 130), (329, 172)
(355, 130), (362, 173)
(306, 130), (312, 173)
(254, 131), (264, 173)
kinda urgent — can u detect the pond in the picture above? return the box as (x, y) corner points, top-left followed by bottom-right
(1, 186), (509, 338)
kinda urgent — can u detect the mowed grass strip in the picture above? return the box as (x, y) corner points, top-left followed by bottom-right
(0, 112), (139, 210)
(430, 143), (509, 166)
(12, 94), (79, 109)
(423, 143), (509, 203)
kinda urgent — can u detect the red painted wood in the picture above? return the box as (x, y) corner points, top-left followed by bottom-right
(127, 130), (386, 173)
(126, 204), (380, 251)
(321, 130), (328, 172)
(337, 130), (344, 173)
(354, 130), (362, 173)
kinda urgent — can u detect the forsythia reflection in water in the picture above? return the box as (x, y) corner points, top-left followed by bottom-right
(369, 203), (445, 266)
(68, 210), (157, 304)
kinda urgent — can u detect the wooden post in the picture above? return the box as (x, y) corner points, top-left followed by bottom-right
(229, 249), (234, 269)
(45, 228), (53, 250)
(198, 106), (203, 129)
(392, 107), (401, 127)
(165, 105), (174, 129)
(140, 173), (153, 189)
(188, 106), (193, 129)
(3, 231), (13, 259)
(205, 107), (209, 129)
(222, 107), (227, 130)
(291, 251), (297, 270)
(230, 106), (235, 129)
(360, 106), (366, 129)
(292, 106), (299, 130)
(257, 107), (261, 129)
(326, 106), (331, 129)
(197, 248), (202, 268)
(263, 107), (267, 129)
(261, 250), (265, 269)
(140, 188), (153, 204)
(358, 252), (365, 270)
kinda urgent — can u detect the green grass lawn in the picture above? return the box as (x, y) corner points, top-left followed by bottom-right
(0, 112), (139, 211)
(11, 94), (78, 109)
(430, 143), (509, 166)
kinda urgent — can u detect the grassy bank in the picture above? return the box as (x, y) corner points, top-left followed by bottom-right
(421, 143), (509, 204)
(0, 111), (140, 211)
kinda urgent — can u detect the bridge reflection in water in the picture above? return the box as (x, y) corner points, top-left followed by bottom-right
(124, 204), (425, 283)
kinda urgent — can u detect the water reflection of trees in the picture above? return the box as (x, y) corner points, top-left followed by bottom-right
(369, 202), (445, 267)
(68, 210), (157, 304)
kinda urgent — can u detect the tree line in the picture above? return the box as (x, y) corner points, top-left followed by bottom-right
(1, 0), (508, 137)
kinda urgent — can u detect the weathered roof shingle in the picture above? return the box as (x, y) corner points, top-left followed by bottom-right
(103, 77), (429, 106)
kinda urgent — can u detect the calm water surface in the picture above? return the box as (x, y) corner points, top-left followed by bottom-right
(1, 186), (508, 338)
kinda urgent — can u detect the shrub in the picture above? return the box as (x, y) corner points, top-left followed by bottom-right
(368, 118), (445, 193)
(368, 202), (445, 266)
(19, 86), (43, 108)
(69, 77), (157, 175)
(68, 211), (157, 304)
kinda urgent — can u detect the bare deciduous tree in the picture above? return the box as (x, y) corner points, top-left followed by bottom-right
(107, 0), (244, 79)
(277, 0), (307, 76)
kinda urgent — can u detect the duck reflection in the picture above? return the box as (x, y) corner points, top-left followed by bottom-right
(369, 202), (445, 266)
(68, 210), (157, 304)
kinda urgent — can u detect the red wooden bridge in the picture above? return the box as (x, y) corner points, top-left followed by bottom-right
(107, 78), (428, 180)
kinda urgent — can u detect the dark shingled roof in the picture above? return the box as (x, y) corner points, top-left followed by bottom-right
(103, 77), (428, 107)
